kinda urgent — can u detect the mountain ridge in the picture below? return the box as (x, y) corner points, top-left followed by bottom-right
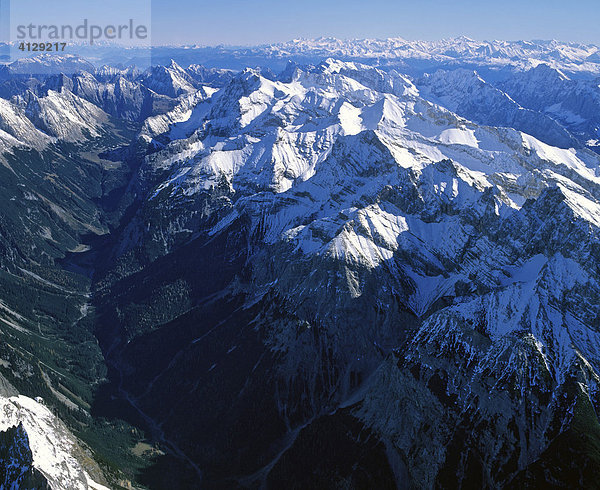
(0, 48), (599, 488)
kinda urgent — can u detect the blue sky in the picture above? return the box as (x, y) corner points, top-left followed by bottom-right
(149, 0), (600, 46)
(4, 0), (600, 46)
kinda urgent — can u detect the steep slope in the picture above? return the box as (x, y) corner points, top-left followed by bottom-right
(0, 423), (50, 489)
(141, 61), (200, 98)
(89, 59), (600, 487)
(417, 68), (579, 149)
(18, 89), (110, 142)
(0, 97), (52, 151)
(0, 395), (109, 489)
(499, 64), (600, 146)
(0, 52), (600, 488)
(0, 73), (149, 488)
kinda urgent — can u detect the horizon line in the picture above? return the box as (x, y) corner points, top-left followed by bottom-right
(1, 35), (598, 50)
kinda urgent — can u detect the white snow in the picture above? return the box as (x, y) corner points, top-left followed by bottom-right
(0, 395), (109, 490)
(438, 128), (479, 148)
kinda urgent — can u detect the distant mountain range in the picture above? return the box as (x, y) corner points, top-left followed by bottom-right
(3, 36), (600, 75)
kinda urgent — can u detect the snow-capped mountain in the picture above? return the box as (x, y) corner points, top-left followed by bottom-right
(0, 84), (112, 150)
(264, 37), (600, 73)
(2, 54), (96, 76)
(92, 58), (600, 487)
(416, 68), (579, 149)
(141, 61), (199, 98)
(1, 42), (600, 488)
(145, 37), (600, 76)
(18, 89), (109, 142)
(8, 37), (600, 77)
(499, 63), (600, 143)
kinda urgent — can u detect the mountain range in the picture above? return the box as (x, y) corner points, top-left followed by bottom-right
(0, 38), (599, 489)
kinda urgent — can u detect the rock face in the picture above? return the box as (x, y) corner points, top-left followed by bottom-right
(416, 68), (580, 149)
(0, 43), (600, 489)
(499, 64), (600, 145)
(0, 423), (50, 489)
(0, 396), (108, 489)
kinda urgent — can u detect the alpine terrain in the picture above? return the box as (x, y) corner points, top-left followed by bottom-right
(0, 37), (600, 489)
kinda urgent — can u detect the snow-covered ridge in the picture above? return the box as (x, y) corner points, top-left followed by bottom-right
(2, 48), (600, 487)
(141, 59), (600, 211)
(0, 395), (109, 490)
(132, 58), (600, 409)
(0, 88), (111, 152)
